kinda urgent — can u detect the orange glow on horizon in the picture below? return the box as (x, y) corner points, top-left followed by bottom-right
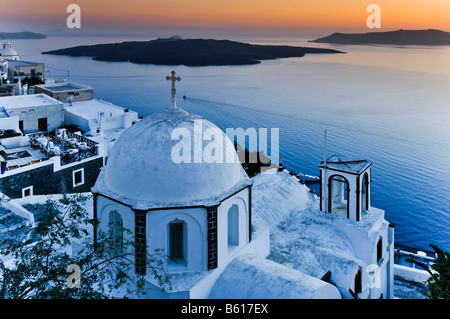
(1, 0), (449, 32)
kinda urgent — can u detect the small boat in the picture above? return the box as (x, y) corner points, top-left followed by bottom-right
(298, 173), (320, 183)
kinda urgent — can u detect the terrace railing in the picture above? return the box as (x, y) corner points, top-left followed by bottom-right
(60, 147), (98, 166)
(29, 130), (100, 166)
(64, 131), (98, 149)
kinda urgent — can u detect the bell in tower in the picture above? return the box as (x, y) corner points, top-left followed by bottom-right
(319, 155), (372, 221)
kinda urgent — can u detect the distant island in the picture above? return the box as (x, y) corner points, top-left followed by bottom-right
(0, 32), (46, 39)
(42, 36), (344, 66)
(310, 29), (450, 46)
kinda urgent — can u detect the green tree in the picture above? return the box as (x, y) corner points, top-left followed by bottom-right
(21, 76), (45, 86)
(407, 244), (450, 299)
(0, 194), (171, 299)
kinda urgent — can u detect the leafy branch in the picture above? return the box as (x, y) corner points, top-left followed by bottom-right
(406, 243), (450, 299)
(0, 193), (171, 299)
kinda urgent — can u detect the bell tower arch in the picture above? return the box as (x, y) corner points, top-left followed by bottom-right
(320, 155), (372, 221)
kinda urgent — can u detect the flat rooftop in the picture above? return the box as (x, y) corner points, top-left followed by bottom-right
(0, 93), (61, 109)
(6, 59), (44, 67)
(64, 99), (134, 120)
(0, 144), (48, 168)
(0, 94), (61, 110)
(35, 82), (92, 93)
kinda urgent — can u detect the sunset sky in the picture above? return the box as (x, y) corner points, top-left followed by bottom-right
(1, 0), (450, 35)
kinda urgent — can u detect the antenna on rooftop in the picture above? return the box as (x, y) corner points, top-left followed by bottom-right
(324, 130), (327, 168)
(322, 129), (328, 212)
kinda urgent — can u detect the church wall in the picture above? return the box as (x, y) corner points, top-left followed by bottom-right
(366, 220), (395, 299)
(96, 196), (135, 244)
(216, 187), (249, 267)
(359, 169), (372, 210)
(147, 207), (207, 272)
(189, 226), (271, 299)
(387, 224), (395, 298)
(363, 228), (387, 299)
(318, 211), (392, 299)
(362, 228), (392, 300)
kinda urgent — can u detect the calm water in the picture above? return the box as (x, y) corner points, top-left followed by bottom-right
(10, 34), (450, 252)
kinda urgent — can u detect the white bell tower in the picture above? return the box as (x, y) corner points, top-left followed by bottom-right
(319, 155), (372, 221)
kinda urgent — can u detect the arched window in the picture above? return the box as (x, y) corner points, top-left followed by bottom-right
(362, 172), (369, 212)
(228, 204), (239, 248)
(109, 210), (123, 256)
(377, 237), (383, 263)
(168, 220), (186, 263)
(328, 175), (350, 218)
(355, 268), (362, 295)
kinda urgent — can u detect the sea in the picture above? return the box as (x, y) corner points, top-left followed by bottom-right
(8, 32), (450, 252)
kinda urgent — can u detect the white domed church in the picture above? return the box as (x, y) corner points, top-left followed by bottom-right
(91, 72), (395, 299)
(0, 41), (19, 60)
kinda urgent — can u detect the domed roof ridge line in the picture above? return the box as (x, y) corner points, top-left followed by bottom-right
(145, 106), (205, 128)
(99, 105), (248, 204)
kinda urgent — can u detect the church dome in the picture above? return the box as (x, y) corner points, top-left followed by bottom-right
(102, 106), (249, 205)
(0, 41), (18, 59)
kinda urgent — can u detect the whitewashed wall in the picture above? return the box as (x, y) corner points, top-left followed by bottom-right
(216, 187), (250, 267)
(147, 207), (207, 272)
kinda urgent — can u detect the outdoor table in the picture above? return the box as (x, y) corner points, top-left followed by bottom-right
(67, 149), (79, 155)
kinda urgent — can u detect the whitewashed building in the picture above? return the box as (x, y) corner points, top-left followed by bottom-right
(91, 72), (395, 299)
(0, 94), (64, 134)
(92, 105), (253, 277)
(0, 57), (8, 82)
(35, 82), (93, 103)
(62, 98), (139, 157)
(64, 99), (138, 134)
(7, 60), (46, 84)
(0, 41), (19, 61)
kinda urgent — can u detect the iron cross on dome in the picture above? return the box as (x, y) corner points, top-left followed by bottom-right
(166, 70), (181, 99)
